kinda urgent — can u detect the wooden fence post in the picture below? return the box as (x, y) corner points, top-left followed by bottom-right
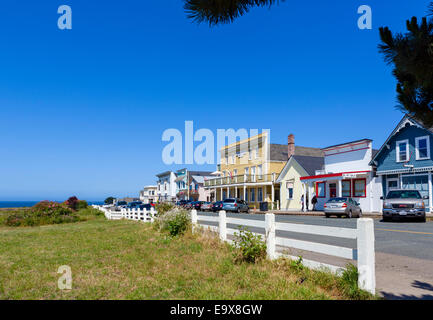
(265, 213), (276, 260)
(357, 218), (375, 294)
(150, 207), (155, 222)
(219, 210), (227, 241)
(191, 209), (198, 233)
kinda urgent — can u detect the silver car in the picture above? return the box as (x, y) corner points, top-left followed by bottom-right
(324, 197), (362, 218)
(381, 189), (427, 222)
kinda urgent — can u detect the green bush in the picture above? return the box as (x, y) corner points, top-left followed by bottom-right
(3, 201), (78, 227)
(155, 203), (174, 217)
(76, 200), (88, 210)
(154, 207), (190, 236)
(232, 227), (267, 263)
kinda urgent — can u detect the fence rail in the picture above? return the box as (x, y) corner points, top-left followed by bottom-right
(93, 205), (156, 222)
(191, 210), (375, 294)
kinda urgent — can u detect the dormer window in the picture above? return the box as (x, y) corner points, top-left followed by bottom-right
(415, 136), (430, 160)
(396, 139), (409, 162)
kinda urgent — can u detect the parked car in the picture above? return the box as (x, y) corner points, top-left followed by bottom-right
(222, 198), (249, 213)
(137, 203), (153, 210)
(126, 201), (143, 209)
(201, 202), (212, 211)
(212, 201), (224, 212)
(381, 189), (428, 222)
(192, 201), (204, 210)
(184, 201), (194, 210)
(324, 197), (362, 218)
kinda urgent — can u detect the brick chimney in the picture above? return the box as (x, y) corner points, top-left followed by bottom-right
(288, 134), (295, 159)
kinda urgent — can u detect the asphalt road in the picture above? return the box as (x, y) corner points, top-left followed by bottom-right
(197, 211), (433, 261)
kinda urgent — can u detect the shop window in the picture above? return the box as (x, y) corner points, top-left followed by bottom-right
(316, 182), (326, 198)
(353, 179), (366, 197)
(342, 180), (351, 197)
(415, 136), (430, 160)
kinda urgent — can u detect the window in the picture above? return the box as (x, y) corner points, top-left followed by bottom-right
(342, 180), (351, 197)
(225, 156), (228, 164)
(316, 182), (326, 198)
(415, 136), (430, 160)
(248, 150), (252, 160)
(250, 188), (255, 202)
(396, 139), (409, 162)
(258, 188), (263, 202)
(257, 165), (262, 179)
(251, 166), (256, 182)
(255, 147), (259, 159)
(286, 182), (294, 200)
(353, 179), (366, 197)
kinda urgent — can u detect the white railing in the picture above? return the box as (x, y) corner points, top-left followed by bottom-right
(191, 210), (375, 294)
(94, 205), (156, 222)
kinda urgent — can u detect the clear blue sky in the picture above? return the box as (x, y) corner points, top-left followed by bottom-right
(0, 1), (430, 201)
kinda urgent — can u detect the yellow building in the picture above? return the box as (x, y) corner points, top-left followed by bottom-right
(204, 132), (323, 210)
(276, 155), (324, 211)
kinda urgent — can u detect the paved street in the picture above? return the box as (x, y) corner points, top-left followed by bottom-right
(197, 211), (433, 299)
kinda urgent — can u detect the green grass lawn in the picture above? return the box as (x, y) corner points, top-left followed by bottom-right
(0, 218), (375, 300)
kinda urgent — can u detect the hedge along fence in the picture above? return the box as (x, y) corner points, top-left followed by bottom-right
(191, 210), (375, 295)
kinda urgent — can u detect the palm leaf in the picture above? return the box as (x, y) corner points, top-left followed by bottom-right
(184, 0), (282, 26)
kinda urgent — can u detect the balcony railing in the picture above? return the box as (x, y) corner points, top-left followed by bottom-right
(204, 174), (275, 187)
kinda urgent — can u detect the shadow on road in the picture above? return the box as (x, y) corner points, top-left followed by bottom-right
(381, 280), (433, 300)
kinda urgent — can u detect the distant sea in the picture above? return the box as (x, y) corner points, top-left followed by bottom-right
(0, 201), (104, 208)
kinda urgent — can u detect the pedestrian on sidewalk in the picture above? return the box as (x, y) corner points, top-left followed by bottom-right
(312, 195), (317, 211)
(300, 194), (304, 211)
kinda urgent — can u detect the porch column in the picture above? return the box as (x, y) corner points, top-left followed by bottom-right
(243, 185), (246, 201)
(227, 187), (230, 199)
(271, 184), (275, 203)
(337, 179), (342, 197)
(235, 186), (238, 199)
(214, 188), (217, 201)
(302, 183), (307, 212)
(308, 182), (313, 211)
(429, 172), (433, 213)
(220, 187), (223, 201)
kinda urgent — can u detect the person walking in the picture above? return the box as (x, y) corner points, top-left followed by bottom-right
(300, 194), (304, 211)
(312, 195), (317, 211)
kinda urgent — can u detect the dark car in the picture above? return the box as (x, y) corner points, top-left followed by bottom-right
(192, 201), (204, 210)
(126, 201), (143, 209)
(212, 201), (224, 212)
(222, 198), (249, 213)
(137, 203), (153, 211)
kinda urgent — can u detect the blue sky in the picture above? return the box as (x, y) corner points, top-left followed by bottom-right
(0, 1), (431, 201)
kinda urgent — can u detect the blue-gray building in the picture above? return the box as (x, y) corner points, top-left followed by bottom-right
(370, 115), (433, 212)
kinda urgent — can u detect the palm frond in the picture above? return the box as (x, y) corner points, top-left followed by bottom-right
(184, 0), (282, 26)
(428, 2), (433, 16)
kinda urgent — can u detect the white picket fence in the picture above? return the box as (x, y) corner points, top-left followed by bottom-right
(191, 210), (375, 294)
(93, 205), (156, 222)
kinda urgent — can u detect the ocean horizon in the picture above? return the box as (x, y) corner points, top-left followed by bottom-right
(0, 201), (104, 208)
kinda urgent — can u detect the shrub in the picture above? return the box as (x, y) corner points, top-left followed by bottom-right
(64, 196), (79, 211)
(76, 200), (88, 210)
(155, 203), (174, 217)
(32, 201), (73, 217)
(154, 207), (190, 236)
(232, 226), (267, 263)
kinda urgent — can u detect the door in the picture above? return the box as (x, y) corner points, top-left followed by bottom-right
(329, 183), (337, 198)
(387, 178), (399, 195)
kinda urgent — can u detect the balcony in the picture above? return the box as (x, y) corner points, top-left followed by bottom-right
(204, 174), (275, 187)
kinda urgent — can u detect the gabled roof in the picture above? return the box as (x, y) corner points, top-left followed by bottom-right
(191, 175), (213, 184)
(276, 155), (324, 182)
(270, 144), (323, 161)
(369, 114), (432, 166)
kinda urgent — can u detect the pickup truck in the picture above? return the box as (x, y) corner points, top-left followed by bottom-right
(381, 189), (428, 222)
